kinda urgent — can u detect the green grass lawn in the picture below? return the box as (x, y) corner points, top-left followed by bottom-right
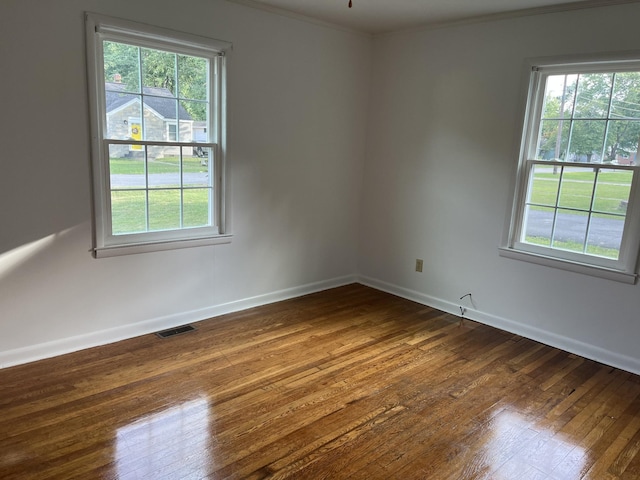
(111, 188), (210, 235)
(109, 156), (211, 234)
(525, 168), (631, 259)
(525, 235), (619, 258)
(529, 169), (631, 214)
(110, 156), (209, 175)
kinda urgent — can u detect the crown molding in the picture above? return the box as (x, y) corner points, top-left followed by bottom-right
(225, 0), (640, 38)
(224, 0), (371, 37)
(378, 0), (640, 37)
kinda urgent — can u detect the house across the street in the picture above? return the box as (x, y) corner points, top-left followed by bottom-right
(105, 80), (193, 159)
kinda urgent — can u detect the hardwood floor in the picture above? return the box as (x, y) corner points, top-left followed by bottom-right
(1, 284), (640, 479)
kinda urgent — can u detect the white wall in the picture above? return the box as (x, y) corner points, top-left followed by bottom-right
(0, 0), (371, 365)
(359, 3), (640, 374)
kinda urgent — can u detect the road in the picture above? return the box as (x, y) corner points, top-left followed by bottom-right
(110, 172), (209, 188)
(525, 209), (623, 249)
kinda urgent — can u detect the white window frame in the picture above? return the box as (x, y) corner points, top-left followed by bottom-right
(500, 53), (640, 284)
(85, 13), (232, 258)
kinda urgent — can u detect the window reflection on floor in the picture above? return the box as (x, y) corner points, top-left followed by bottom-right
(473, 409), (587, 479)
(115, 397), (211, 479)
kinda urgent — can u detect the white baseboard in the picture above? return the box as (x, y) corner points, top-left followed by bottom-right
(358, 275), (640, 376)
(5, 273), (639, 376)
(0, 275), (358, 369)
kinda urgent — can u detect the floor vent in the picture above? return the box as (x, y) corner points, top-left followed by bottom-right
(155, 325), (196, 338)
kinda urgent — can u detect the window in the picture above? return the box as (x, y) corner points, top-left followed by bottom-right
(501, 56), (640, 283)
(167, 123), (177, 142)
(85, 13), (231, 257)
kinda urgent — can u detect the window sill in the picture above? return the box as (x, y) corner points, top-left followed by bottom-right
(93, 234), (232, 258)
(498, 246), (637, 284)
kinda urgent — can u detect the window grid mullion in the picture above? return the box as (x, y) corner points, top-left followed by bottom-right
(582, 168), (600, 254)
(144, 146), (150, 232)
(137, 47), (145, 145)
(549, 166), (564, 247)
(600, 73), (617, 161)
(174, 53), (179, 143)
(564, 73), (580, 160)
(553, 74), (571, 163)
(180, 147), (184, 229)
(523, 159), (638, 172)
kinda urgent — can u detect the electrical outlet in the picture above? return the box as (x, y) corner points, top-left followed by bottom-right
(415, 259), (423, 272)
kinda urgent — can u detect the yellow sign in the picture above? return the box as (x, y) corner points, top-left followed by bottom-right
(130, 120), (142, 150)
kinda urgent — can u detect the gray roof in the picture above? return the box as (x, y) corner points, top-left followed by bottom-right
(105, 82), (191, 121)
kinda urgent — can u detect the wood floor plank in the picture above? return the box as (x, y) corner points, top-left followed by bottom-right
(1, 284), (639, 479)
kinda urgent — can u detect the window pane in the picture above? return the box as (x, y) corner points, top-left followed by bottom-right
(593, 170), (632, 214)
(528, 164), (560, 207)
(183, 147), (210, 187)
(143, 94), (178, 142)
(604, 120), (640, 165)
(177, 120), (192, 143)
(180, 100), (207, 122)
(558, 168), (595, 211)
(586, 214), (624, 259)
(168, 123), (177, 141)
(111, 190), (147, 235)
(552, 208), (588, 253)
(568, 120), (606, 162)
(178, 55), (207, 101)
(183, 189), (210, 228)
(193, 124), (208, 143)
(574, 73), (613, 119)
(148, 190), (181, 231)
(109, 145), (146, 190)
(106, 95), (141, 140)
(536, 120), (570, 160)
(103, 41), (140, 93)
(148, 146), (180, 189)
(142, 48), (176, 96)
(542, 74), (577, 119)
(611, 72), (640, 119)
(523, 206), (555, 246)
(179, 100), (207, 142)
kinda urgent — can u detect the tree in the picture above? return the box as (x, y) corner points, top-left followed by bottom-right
(103, 41), (208, 120)
(605, 72), (640, 164)
(569, 73), (610, 163)
(538, 96), (569, 160)
(540, 72), (640, 165)
(538, 79), (571, 173)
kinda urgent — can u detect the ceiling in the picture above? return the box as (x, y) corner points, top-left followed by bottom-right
(228, 0), (636, 35)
